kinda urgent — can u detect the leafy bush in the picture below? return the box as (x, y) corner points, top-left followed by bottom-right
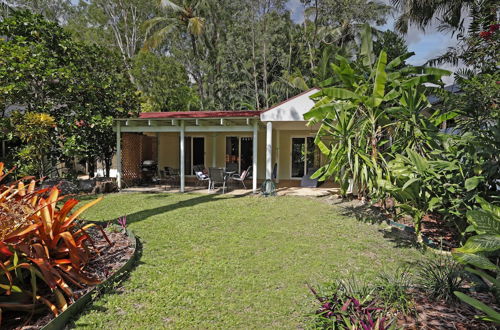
(304, 24), (449, 197)
(452, 198), (500, 324)
(308, 278), (397, 329)
(0, 163), (110, 323)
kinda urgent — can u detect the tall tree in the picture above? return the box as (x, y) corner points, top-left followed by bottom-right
(0, 11), (139, 177)
(131, 52), (199, 111)
(391, 0), (498, 34)
(143, 0), (207, 108)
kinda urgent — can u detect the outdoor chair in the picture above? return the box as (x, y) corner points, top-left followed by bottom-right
(164, 166), (180, 188)
(229, 166), (251, 189)
(225, 163), (238, 173)
(208, 167), (226, 193)
(193, 165), (209, 187)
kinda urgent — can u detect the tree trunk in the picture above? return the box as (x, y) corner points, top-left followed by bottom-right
(88, 157), (96, 178)
(251, 17), (260, 110)
(104, 157), (112, 178)
(190, 34), (205, 110)
(261, 4), (269, 109)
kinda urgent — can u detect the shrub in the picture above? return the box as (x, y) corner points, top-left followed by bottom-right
(452, 198), (500, 324)
(417, 256), (465, 303)
(308, 278), (397, 329)
(376, 267), (414, 314)
(0, 163), (110, 324)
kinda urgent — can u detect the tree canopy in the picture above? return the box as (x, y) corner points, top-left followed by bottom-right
(0, 10), (139, 177)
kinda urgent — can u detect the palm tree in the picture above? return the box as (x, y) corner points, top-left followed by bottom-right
(143, 0), (206, 56)
(391, 0), (497, 34)
(142, 0), (207, 108)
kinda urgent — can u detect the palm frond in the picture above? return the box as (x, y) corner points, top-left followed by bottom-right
(142, 16), (172, 38)
(187, 17), (204, 36)
(158, 0), (187, 15)
(142, 25), (175, 51)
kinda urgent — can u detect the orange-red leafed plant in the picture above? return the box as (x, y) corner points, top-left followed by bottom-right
(0, 163), (111, 324)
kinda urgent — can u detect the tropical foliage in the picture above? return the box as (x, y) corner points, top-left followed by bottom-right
(0, 163), (109, 323)
(304, 24), (449, 197)
(452, 199), (500, 323)
(131, 52), (199, 112)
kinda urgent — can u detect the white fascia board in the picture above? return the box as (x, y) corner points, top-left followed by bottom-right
(260, 88), (320, 122)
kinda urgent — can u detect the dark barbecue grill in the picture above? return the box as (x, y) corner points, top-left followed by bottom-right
(141, 160), (158, 183)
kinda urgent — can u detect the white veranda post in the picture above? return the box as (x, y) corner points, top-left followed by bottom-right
(266, 122), (272, 180)
(180, 121), (185, 192)
(252, 121), (258, 193)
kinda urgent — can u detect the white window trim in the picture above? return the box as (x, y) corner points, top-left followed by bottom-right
(289, 136), (314, 179)
(225, 136), (253, 173)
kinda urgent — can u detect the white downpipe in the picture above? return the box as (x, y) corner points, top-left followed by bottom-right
(252, 121), (258, 193)
(180, 121), (185, 192)
(116, 121), (122, 190)
(266, 122), (272, 180)
(275, 129), (280, 183)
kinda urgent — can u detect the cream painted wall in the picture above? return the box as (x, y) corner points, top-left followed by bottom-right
(156, 130), (267, 179)
(153, 127), (327, 182)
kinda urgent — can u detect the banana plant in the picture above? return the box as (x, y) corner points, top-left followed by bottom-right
(376, 149), (437, 235)
(452, 197), (500, 324)
(304, 23), (450, 196)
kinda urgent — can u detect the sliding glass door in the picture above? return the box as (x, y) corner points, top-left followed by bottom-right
(291, 137), (318, 178)
(183, 136), (205, 175)
(225, 136), (253, 173)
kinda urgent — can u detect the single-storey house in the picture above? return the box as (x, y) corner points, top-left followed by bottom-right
(114, 88), (338, 193)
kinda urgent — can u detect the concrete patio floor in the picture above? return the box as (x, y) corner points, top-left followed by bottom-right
(120, 184), (339, 197)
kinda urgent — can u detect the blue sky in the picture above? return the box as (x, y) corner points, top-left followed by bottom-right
(285, 0), (461, 84)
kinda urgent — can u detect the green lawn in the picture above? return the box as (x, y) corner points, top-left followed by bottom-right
(74, 193), (425, 329)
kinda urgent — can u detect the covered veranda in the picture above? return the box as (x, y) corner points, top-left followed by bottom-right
(114, 111), (263, 193)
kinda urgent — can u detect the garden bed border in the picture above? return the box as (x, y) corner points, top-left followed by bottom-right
(41, 229), (138, 330)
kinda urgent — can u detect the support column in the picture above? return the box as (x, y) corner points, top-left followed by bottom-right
(156, 132), (160, 176)
(266, 122), (272, 180)
(180, 121), (185, 192)
(212, 133), (217, 167)
(275, 129), (280, 183)
(252, 121), (258, 193)
(116, 121), (122, 190)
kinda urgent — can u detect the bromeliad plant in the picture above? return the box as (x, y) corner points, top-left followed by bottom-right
(0, 163), (111, 324)
(304, 24), (450, 197)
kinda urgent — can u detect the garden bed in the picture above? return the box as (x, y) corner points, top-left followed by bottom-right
(3, 225), (136, 330)
(397, 289), (498, 329)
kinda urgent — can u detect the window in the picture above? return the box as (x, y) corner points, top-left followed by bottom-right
(225, 136), (253, 172)
(291, 137), (318, 178)
(183, 137), (205, 175)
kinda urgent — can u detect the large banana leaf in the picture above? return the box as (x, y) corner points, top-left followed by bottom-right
(372, 50), (387, 99)
(360, 24), (374, 67)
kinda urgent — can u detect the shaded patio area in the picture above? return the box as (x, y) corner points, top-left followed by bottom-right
(120, 183), (339, 197)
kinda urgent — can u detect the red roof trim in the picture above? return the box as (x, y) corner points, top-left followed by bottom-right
(135, 88), (319, 120)
(138, 110), (261, 119)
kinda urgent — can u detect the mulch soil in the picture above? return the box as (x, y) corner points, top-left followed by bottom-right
(4, 226), (134, 330)
(327, 196), (500, 329)
(398, 290), (500, 329)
